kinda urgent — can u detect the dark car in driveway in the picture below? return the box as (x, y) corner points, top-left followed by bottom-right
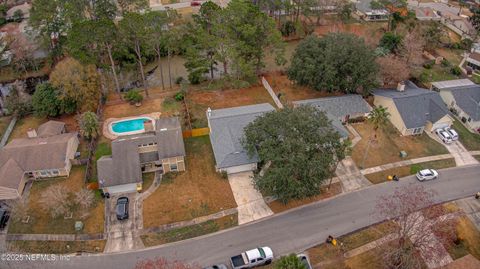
(116, 197), (129, 220)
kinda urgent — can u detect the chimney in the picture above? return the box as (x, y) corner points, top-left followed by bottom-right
(397, 81), (405, 92)
(27, 128), (37, 138)
(207, 107), (212, 118)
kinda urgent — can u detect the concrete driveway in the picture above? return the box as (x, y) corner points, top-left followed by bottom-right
(104, 193), (144, 253)
(427, 132), (478, 166)
(335, 157), (372, 192)
(227, 171), (273, 225)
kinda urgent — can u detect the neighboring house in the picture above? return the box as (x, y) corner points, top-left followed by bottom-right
(354, 0), (389, 21)
(373, 81), (453, 136)
(466, 52), (480, 71)
(98, 117), (186, 195)
(0, 120), (79, 200)
(292, 95), (372, 139)
(431, 79), (480, 129)
(207, 103), (275, 175)
(414, 7), (441, 21)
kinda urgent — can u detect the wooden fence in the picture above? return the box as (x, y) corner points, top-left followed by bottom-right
(183, 127), (210, 138)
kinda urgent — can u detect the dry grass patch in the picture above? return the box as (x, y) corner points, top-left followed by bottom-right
(142, 136), (237, 228)
(268, 182), (342, 213)
(8, 166), (105, 234)
(8, 115), (47, 141)
(103, 96), (178, 120)
(0, 115), (11, 138)
(7, 240), (106, 254)
(447, 216), (480, 260)
(351, 122), (448, 168)
(365, 158), (456, 184)
(141, 213), (238, 247)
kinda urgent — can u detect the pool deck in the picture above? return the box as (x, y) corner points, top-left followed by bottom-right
(103, 112), (162, 140)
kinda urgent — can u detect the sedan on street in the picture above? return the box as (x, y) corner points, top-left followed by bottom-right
(416, 169), (439, 181)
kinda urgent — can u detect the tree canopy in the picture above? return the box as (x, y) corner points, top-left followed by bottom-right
(243, 106), (347, 203)
(31, 82), (63, 117)
(287, 34), (379, 94)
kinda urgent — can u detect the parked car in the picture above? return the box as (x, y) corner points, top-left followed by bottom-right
(203, 264), (227, 269)
(416, 169), (438, 181)
(297, 254), (312, 269)
(0, 207), (10, 230)
(443, 127), (458, 141)
(116, 197), (129, 220)
(435, 129), (453, 144)
(191, 1), (201, 6)
(230, 247), (273, 269)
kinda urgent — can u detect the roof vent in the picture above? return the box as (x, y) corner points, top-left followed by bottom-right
(397, 81), (405, 92)
(160, 128), (167, 131)
(39, 142), (47, 145)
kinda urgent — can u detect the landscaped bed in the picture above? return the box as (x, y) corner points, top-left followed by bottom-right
(351, 123), (449, 168)
(268, 182), (342, 213)
(452, 120), (480, 151)
(8, 166), (105, 235)
(142, 136), (237, 228)
(364, 158), (456, 184)
(140, 213), (238, 247)
(7, 240), (106, 254)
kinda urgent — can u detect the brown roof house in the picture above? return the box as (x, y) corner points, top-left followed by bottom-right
(98, 117), (186, 194)
(0, 120), (79, 200)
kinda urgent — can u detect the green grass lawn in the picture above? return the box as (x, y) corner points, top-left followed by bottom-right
(141, 214), (238, 247)
(453, 120), (480, 151)
(365, 159), (456, 184)
(7, 240), (106, 254)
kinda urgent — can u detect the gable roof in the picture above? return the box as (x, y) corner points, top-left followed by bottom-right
(37, 120), (65, 137)
(450, 86), (480, 121)
(98, 117), (185, 187)
(373, 81), (451, 129)
(208, 103), (275, 169)
(293, 95), (372, 138)
(0, 158), (24, 190)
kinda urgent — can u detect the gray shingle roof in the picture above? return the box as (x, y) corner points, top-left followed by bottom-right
(208, 103), (275, 169)
(293, 95), (372, 138)
(373, 81), (450, 129)
(37, 120), (65, 137)
(98, 117), (186, 187)
(450, 85), (480, 121)
(431, 79), (474, 90)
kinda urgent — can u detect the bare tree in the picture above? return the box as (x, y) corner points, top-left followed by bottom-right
(135, 257), (200, 269)
(74, 188), (95, 219)
(39, 185), (71, 218)
(375, 184), (458, 269)
(376, 55), (410, 87)
(401, 29), (425, 68)
(6, 197), (29, 222)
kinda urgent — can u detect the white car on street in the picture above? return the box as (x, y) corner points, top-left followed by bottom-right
(416, 169), (439, 181)
(435, 129), (453, 144)
(443, 127), (458, 141)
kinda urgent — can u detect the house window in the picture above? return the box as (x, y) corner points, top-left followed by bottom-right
(51, 170), (59, 175)
(412, 128), (423, 135)
(40, 170), (48, 176)
(170, 163), (178, 172)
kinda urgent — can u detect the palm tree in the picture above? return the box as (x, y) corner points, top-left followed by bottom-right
(361, 106), (391, 168)
(274, 254), (306, 269)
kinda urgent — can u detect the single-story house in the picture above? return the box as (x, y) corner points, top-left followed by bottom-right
(373, 81), (453, 136)
(431, 79), (480, 129)
(207, 103), (275, 175)
(98, 117), (186, 194)
(355, 0), (390, 21)
(0, 121), (79, 200)
(466, 52), (480, 71)
(292, 95), (372, 139)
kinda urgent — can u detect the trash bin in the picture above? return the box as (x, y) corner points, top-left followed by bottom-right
(399, 151), (407, 158)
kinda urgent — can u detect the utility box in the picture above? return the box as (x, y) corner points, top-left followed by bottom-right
(75, 221), (83, 231)
(399, 151), (407, 158)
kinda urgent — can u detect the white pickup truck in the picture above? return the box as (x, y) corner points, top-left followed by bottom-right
(230, 247), (273, 269)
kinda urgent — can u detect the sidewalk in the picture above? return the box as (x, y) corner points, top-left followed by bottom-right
(360, 154), (453, 175)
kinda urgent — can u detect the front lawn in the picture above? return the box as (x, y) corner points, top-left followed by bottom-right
(268, 182), (342, 213)
(8, 166), (105, 235)
(142, 136), (237, 228)
(141, 213), (238, 247)
(453, 120), (480, 151)
(351, 122), (449, 168)
(7, 240), (106, 254)
(364, 159), (456, 184)
(446, 216), (480, 260)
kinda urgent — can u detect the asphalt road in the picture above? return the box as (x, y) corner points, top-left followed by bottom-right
(5, 165), (480, 269)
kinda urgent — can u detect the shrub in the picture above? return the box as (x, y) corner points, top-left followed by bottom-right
(450, 66), (462, 76)
(175, 76), (184, 85)
(423, 60), (434, 69)
(441, 59), (450, 67)
(124, 89), (143, 104)
(280, 21), (296, 37)
(174, 91), (185, 101)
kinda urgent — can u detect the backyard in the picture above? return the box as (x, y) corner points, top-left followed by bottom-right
(364, 158), (456, 184)
(0, 116), (11, 138)
(350, 122), (449, 168)
(142, 135), (237, 228)
(8, 166), (105, 235)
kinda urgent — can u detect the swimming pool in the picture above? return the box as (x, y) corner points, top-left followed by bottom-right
(110, 117), (154, 136)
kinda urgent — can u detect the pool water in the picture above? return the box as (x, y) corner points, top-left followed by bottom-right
(111, 118), (150, 134)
